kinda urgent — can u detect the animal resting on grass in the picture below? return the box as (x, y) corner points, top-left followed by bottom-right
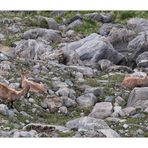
(122, 75), (148, 89)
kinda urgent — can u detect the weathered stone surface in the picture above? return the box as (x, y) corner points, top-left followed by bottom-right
(84, 87), (104, 97)
(66, 116), (119, 137)
(97, 59), (113, 71)
(89, 102), (113, 119)
(85, 12), (113, 23)
(14, 39), (52, 60)
(76, 93), (97, 108)
(61, 96), (77, 108)
(0, 104), (9, 116)
(115, 96), (126, 107)
(99, 23), (124, 36)
(127, 87), (148, 109)
(37, 16), (59, 30)
(68, 19), (83, 29)
(56, 87), (76, 99)
(127, 18), (148, 33)
(107, 28), (135, 52)
(136, 51), (148, 67)
(41, 96), (63, 112)
(66, 116), (109, 130)
(23, 28), (61, 42)
(122, 107), (136, 116)
(61, 33), (124, 64)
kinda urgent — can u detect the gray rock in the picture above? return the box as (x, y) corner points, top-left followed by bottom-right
(127, 87), (148, 109)
(66, 30), (75, 37)
(127, 18), (148, 33)
(98, 59), (113, 71)
(84, 87), (104, 97)
(99, 129), (120, 137)
(128, 31), (148, 52)
(66, 116), (119, 137)
(76, 93), (97, 108)
(85, 12), (113, 23)
(59, 106), (68, 114)
(105, 117), (126, 123)
(0, 33), (5, 41)
(123, 124), (129, 129)
(13, 130), (37, 137)
(23, 28), (61, 43)
(61, 96), (77, 107)
(105, 96), (114, 102)
(14, 39), (52, 60)
(41, 96), (63, 112)
(61, 33), (124, 64)
(0, 61), (11, 70)
(115, 96), (126, 107)
(99, 23), (123, 36)
(122, 107), (136, 116)
(56, 87), (76, 99)
(9, 83), (20, 89)
(0, 53), (8, 61)
(111, 106), (125, 117)
(144, 106), (148, 113)
(89, 102), (113, 119)
(107, 27), (135, 52)
(37, 16), (59, 30)
(68, 19), (83, 29)
(66, 66), (95, 77)
(0, 104), (9, 116)
(66, 116), (109, 130)
(136, 52), (148, 67)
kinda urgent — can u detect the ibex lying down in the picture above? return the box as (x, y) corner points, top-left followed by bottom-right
(122, 75), (148, 89)
(0, 82), (30, 108)
(21, 71), (48, 95)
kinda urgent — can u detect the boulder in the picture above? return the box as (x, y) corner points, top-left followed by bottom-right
(61, 33), (124, 64)
(0, 104), (9, 116)
(67, 19), (83, 29)
(56, 87), (76, 99)
(66, 116), (119, 137)
(84, 12), (113, 23)
(61, 96), (77, 108)
(76, 93), (97, 108)
(127, 87), (148, 109)
(136, 51), (148, 67)
(14, 39), (52, 60)
(23, 28), (61, 43)
(89, 102), (113, 119)
(99, 23), (124, 36)
(37, 16), (59, 30)
(107, 27), (136, 52)
(127, 18), (148, 33)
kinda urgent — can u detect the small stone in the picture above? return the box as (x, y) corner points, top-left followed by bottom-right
(59, 106), (68, 114)
(115, 96), (126, 106)
(28, 98), (35, 103)
(144, 106), (148, 113)
(105, 96), (114, 102)
(123, 124), (129, 129)
(136, 129), (144, 135)
(0, 104), (9, 116)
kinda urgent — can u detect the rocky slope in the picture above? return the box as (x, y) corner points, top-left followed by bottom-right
(0, 11), (148, 137)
